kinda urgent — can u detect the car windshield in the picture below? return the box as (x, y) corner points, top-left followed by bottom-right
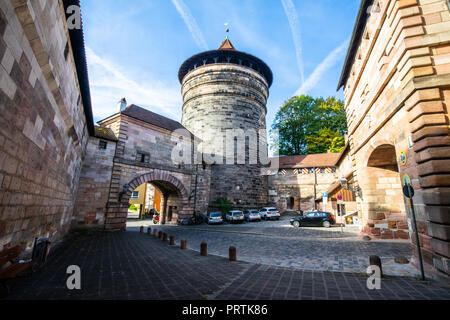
(211, 213), (221, 217)
(232, 212), (243, 216)
(250, 210), (259, 213)
(268, 209), (278, 212)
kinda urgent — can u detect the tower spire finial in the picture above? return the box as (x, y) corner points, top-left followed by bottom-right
(224, 22), (229, 39)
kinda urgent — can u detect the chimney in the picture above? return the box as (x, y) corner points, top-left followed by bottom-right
(117, 98), (127, 112)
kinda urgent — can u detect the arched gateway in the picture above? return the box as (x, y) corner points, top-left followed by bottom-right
(105, 170), (193, 230)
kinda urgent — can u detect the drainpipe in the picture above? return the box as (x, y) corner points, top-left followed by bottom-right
(314, 168), (317, 210)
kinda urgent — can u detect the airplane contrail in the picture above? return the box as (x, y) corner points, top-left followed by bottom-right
(281, 0), (305, 85)
(295, 39), (349, 96)
(172, 0), (209, 51)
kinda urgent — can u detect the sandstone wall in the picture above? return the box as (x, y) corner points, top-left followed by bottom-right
(342, 0), (450, 277)
(0, 0), (89, 251)
(73, 136), (116, 227)
(268, 171), (338, 211)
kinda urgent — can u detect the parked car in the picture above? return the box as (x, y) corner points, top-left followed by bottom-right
(243, 209), (261, 222)
(205, 212), (224, 225)
(290, 211), (336, 228)
(259, 207), (280, 220)
(226, 210), (245, 224)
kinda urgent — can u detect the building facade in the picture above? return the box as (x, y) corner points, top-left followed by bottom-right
(338, 0), (450, 278)
(268, 154), (341, 212)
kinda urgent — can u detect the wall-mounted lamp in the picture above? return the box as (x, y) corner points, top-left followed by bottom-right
(340, 177), (362, 199)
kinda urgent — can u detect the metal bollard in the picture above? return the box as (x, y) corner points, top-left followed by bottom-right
(140, 226), (144, 233)
(369, 255), (383, 278)
(181, 239), (187, 250)
(147, 227), (151, 234)
(153, 229), (158, 237)
(162, 233), (168, 242)
(158, 231), (163, 239)
(229, 246), (237, 262)
(170, 236), (175, 246)
(200, 242), (207, 256)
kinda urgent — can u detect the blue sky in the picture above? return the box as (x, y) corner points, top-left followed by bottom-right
(81, 0), (360, 128)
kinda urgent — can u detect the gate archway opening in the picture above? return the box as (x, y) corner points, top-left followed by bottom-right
(118, 171), (191, 228)
(359, 144), (408, 239)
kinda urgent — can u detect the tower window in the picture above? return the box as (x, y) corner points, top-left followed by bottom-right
(137, 152), (149, 163)
(99, 140), (107, 150)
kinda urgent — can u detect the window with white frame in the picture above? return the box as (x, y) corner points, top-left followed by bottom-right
(131, 191), (139, 199)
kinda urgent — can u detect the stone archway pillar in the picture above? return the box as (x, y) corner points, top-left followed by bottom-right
(161, 193), (169, 225)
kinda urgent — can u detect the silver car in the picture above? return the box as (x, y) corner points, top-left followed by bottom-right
(259, 207), (281, 220)
(206, 212), (224, 225)
(244, 209), (261, 222)
(226, 210), (245, 224)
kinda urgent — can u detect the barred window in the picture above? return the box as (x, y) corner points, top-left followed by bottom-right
(99, 140), (107, 150)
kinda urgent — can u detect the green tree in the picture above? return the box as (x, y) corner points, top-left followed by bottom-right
(271, 95), (347, 155)
(216, 197), (232, 218)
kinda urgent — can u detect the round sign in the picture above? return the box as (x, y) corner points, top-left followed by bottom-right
(337, 194), (343, 201)
(399, 151), (407, 165)
(402, 174), (411, 186)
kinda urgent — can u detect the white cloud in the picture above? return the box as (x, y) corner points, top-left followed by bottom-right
(281, 0), (305, 85)
(295, 39), (349, 96)
(85, 47), (181, 121)
(171, 0), (209, 51)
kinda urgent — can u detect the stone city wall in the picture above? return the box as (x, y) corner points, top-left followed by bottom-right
(73, 136), (116, 227)
(0, 0), (89, 252)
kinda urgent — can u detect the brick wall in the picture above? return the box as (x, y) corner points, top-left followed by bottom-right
(0, 0), (89, 252)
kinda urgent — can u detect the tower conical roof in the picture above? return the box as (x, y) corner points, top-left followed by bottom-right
(178, 39), (273, 87)
(218, 38), (236, 51)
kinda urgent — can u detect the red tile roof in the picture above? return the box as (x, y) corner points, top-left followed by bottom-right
(121, 105), (190, 133)
(270, 153), (342, 168)
(218, 38), (236, 51)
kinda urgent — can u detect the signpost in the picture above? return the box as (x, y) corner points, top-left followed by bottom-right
(323, 193), (328, 205)
(402, 176), (425, 281)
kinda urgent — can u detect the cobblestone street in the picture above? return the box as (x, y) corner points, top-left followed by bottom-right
(3, 230), (450, 300)
(127, 217), (419, 277)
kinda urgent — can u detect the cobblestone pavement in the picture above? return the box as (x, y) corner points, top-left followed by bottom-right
(127, 218), (418, 277)
(3, 231), (450, 300)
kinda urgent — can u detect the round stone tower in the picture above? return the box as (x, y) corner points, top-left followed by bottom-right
(179, 39), (273, 210)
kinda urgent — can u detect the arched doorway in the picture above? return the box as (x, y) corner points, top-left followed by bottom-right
(116, 170), (191, 229)
(359, 144), (408, 239)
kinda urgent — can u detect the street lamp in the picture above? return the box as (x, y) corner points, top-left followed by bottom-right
(340, 176), (362, 198)
(340, 177), (348, 189)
